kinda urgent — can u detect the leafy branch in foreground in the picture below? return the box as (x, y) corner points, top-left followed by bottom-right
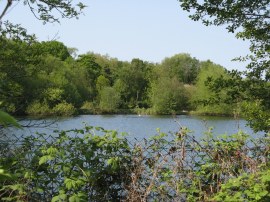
(0, 0), (86, 50)
(0, 0), (86, 23)
(0, 110), (21, 128)
(179, 0), (270, 133)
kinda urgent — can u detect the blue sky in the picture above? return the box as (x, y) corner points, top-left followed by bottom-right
(2, 0), (250, 70)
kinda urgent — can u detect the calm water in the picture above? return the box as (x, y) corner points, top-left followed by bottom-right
(10, 115), (260, 139)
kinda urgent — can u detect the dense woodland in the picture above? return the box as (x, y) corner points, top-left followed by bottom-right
(0, 38), (237, 117)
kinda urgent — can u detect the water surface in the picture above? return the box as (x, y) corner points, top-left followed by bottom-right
(11, 115), (258, 139)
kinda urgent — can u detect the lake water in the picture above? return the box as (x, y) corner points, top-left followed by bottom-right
(10, 114), (260, 139)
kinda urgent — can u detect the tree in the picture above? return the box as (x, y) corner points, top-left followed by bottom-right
(76, 54), (101, 97)
(179, 0), (270, 132)
(191, 60), (235, 115)
(0, 0), (86, 43)
(35, 41), (71, 61)
(0, 0), (86, 47)
(99, 87), (121, 113)
(149, 76), (189, 114)
(0, 0), (86, 114)
(115, 59), (150, 108)
(161, 53), (200, 84)
(96, 75), (110, 92)
(89, 53), (121, 83)
(0, 38), (41, 114)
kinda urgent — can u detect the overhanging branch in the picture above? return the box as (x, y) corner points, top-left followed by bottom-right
(0, 0), (13, 21)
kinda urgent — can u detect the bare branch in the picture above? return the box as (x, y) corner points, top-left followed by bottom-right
(0, 0), (13, 21)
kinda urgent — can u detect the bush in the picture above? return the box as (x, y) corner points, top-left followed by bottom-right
(26, 101), (52, 116)
(213, 169), (270, 201)
(191, 103), (235, 116)
(1, 126), (269, 201)
(133, 107), (156, 115)
(149, 77), (189, 114)
(80, 101), (96, 114)
(52, 101), (75, 116)
(0, 127), (131, 201)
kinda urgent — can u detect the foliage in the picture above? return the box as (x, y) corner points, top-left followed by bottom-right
(26, 101), (51, 116)
(52, 102), (76, 116)
(43, 88), (64, 106)
(191, 60), (235, 115)
(0, 0), (88, 117)
(1, 125), (269, 201)
(149, 76), (189, 114)
(0, 127), (131, 201)
(0, 110), (21, 128)
(26, 100), (76, 116)
(77, 54), (101, 86)
(161, 53), (200, 84)
(34, 41), (71, 61)
(0, 34), (249, 117)
(241, 101), (270, 133)
(99, 87), (121, 113)
(0, 0), (86, 23)
(0, 21), (37, 42)
(96, 75), (110, 92)
(179, 0), (269, 46)
(80, 101), (96, 114)
(213, 169), (270, 201)
(125, 128), (270, 201)
(0, 109), (21, 193)
(115, 58), (150, 108)
(0, 167), (11, 182)
(0, 37), (34, 114)
(179, 0), (270, 132)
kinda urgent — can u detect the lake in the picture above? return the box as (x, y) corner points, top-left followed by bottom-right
(9, 114), (260, 139)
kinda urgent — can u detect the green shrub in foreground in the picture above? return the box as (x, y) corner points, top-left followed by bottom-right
(0, 126), (269, 201)
(0, 127), (131, 201)
(213, 169), (270, 202)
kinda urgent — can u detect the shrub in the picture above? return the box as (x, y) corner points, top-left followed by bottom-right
(80, 101), (95, 114)
(0, 127), (131, 201)
(191, 103), (235, 116)
(133, 107), (156, 115)
(52, 101), (75, 116)
(0, 126), (269, 201)
(26, 101), (51, 116)
(213, 169), (270, 201)
(124, 129), (270, 201)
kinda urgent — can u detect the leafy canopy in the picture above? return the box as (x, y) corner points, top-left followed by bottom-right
(179, 0), (270, 132)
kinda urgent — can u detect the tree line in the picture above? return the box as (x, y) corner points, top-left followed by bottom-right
(0, 38), (236, 116)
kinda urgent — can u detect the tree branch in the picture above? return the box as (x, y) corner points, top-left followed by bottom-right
(0, 0), (13, 21)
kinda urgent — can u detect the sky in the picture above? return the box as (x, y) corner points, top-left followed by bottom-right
(2, 0), (250, 70)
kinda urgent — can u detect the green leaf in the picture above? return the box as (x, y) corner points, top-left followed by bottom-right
(69, 192), (87, 202)
(0, 168), (12, 180)
(39, 155), (53, 165)
(69, 195), (81, 202)
(64, 178), (77, 190)
(52, 192), (67, 202)
(47, 147), (58, 155)
(0, 110), (21, 128)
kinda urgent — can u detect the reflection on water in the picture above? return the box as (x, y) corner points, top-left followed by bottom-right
(8, 115), (261, 139)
